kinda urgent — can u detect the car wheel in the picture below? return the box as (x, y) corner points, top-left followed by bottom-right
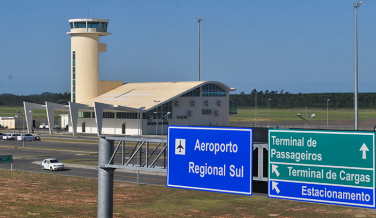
(42, 166), (45, 170)
(50, 167), (53, 171)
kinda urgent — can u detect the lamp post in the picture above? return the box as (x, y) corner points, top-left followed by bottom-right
(327, 99), (330, 128)
(137, 106), (145, 136)
(297, 111), (315, 129)
(268, 98), (271, 128)
(197, 16), (204, 81)
(253, 88), (257, 127)
(162, 112), (171, 136)
(16, 110), (24, 148)
(153, 100), (161, 135)
(354, 1), (362, 130)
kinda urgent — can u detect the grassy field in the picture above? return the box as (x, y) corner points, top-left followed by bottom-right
(231, 107), (376, 122)
(0, 169), (375, 218)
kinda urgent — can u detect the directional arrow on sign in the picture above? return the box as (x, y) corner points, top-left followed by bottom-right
(360, 143), (369, 160)
(272, 181), (280, 194)
(272, 165), (280, 177)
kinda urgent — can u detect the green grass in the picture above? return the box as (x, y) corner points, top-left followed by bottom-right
(0, 169), (375, 217)
(230, 107), (375, 122)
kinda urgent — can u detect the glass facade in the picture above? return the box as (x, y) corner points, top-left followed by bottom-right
(182, 87), (200, 97)
(72, 51), (76, 103)
(143, 101), (172, 119)
(69, 21), (108, 31)
(116, 112), (138, 119)
(202, 84), (226, 97)
(103, 112), (115, 118)
(78, 111), (91, 118)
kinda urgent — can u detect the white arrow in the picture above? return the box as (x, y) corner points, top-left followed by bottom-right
(360, 143), (369, 160)
(272, 181), (280, 194)
(272, 165), (280, 177)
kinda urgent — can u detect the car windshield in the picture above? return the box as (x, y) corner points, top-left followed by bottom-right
(50, 160), (61, 163)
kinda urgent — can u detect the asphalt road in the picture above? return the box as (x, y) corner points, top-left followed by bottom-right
(0, 138), (167, 186)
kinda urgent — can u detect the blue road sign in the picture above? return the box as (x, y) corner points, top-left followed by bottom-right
(167, 126), (253, 195)
(268, 130), (375, 208)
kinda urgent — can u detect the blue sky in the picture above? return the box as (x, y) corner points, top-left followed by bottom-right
(1, 0), (375, 95)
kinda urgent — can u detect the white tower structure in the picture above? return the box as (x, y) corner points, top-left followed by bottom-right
(67, 18), (111, 103)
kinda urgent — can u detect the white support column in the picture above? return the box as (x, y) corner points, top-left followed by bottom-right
(69, 102), (91, 136)
(45, 102), (66, 135)
(94, 102), (115, 136)
(23, 102), (45, 133)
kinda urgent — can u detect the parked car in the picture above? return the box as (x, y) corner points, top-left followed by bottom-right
(33, 136), (41, 141)
(39, 123), (49, 129)
(0, 133), (5, 138)
(7, 134), (20, 141)
(17, 134), (35, 141)
(41, 158), (64, 171)
(2, 134), (10, 140)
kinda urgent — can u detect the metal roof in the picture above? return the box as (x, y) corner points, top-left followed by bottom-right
(81, 81), (234, 112)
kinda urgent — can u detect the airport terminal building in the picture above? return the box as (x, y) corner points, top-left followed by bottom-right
(22, 18), (237, 136)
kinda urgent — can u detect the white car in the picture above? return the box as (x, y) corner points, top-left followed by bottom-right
(41, 158), (65, 171)
(39, 123), (49, 129)
(6, 134), (20, 140)
(17, 134), (35, 141)
(2, 134), (10, 140)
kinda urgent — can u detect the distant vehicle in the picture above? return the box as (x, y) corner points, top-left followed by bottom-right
(17, 134), (35, 141)
(39, 123), (49, 129)
(53, 124), (60, 129)
(41, 158), (64, 171)
(0, 133), (5, 138)
(7, 134), (20, 141)
(2, 134), (10, 140)
(33, 136), (41, 141)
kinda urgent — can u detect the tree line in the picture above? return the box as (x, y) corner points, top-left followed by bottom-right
(1, 91), (376, 109)
(230, 90), (376, 109)
(0, 92), (71, 106)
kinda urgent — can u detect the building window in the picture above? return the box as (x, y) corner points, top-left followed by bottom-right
(116, 112), (138, 119)
(174, 101), (180, 107)
(202, 84), (226, 97)
(188, 110), (192, 117)
(92, 112), (96, 118)
(214, 110), (219, 116)
(204, 100), (209, 107)
(217, 100), (222, 106)
(143, 101), (172, 120)
(182, 87), (200, 97)
(87, 22), (100, 28)
(78, 111), (91, 118)
(103, 112), (115, 118)
(74, 22), (86, 28)
(202, 109), (212, 115)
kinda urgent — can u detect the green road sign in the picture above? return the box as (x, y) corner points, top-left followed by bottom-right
(268, 130), (375, 208)
(0, 155), (13, 164)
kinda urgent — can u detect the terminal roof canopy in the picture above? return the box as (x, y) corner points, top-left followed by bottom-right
(82, 81), (234, 112)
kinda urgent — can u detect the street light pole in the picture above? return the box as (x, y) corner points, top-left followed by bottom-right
(297, 112), (316, 129)
(16, 110), (24, 148)
(197, 16), (204, 81)
(327, 99), (330, 128)
(253, 88), (257, 127)
(354, 1), (362, 130)
(162, 112), (171, 136)
(268, 98), (271, 128)
(153, 100), (161, 135)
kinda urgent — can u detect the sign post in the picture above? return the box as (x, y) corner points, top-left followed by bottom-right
(0, 155), (13, 171)
(167, 126), (253, 195)
(268, 130), (375, 208)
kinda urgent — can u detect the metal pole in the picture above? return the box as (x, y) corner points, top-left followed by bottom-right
(22, 116), (24, 148)
(268, 98), (271, 128)
(98, 137), (114, 218)
(197, 17), (204, 81)
(354, 2), (362, 130)
(327, 99), (330, 128)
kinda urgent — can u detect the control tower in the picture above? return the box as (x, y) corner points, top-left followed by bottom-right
(67, 18), (111, 103)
